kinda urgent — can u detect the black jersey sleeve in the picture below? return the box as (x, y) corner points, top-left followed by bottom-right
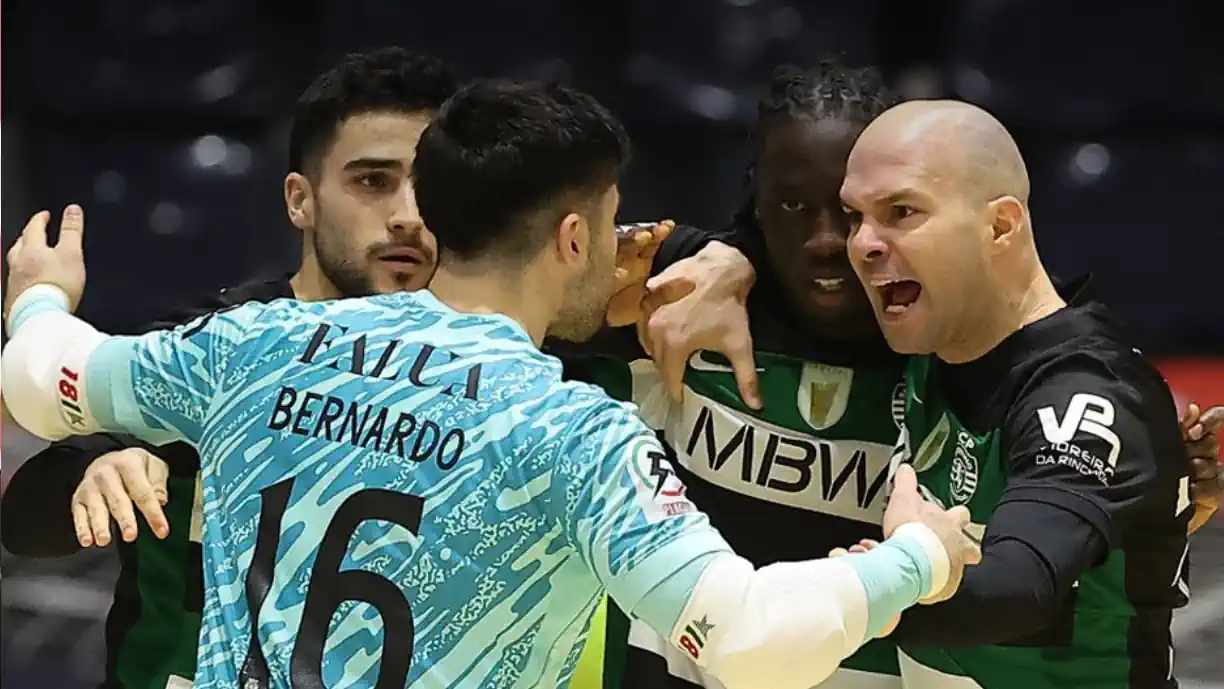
(999, 352), (1184, 547)
(1, 433), (129, 556)
(893, 351), (1189, 646)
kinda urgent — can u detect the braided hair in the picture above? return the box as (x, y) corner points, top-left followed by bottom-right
(733, 60), (901, 230)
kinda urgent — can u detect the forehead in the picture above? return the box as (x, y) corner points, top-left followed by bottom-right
(758, 118), (863, 187)
(323, 111), (433, 168)
(840, 133), (949, 204)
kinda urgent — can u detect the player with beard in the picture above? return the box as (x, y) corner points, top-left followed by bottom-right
(3, 78), (979, 689)
(0, 46), (455, 689)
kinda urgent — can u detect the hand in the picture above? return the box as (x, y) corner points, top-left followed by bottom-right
(72, 448), (170, 547)
(828, 539), (898, 637)
(883, 465), (982, 604)
(638, 241), (761, 408)
(1182, 403), (1223, 533)
(4, 206), (88, 320)
(605, 220), (675, 327)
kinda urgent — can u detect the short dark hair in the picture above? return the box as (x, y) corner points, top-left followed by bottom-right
(288, 47), (459, 176)
(413, 79), (630, 261)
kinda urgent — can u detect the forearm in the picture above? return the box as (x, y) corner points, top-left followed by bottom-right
(0, 434), (128, 556)
(891, 499), (1106, 647)
(633, 523), (948, 689)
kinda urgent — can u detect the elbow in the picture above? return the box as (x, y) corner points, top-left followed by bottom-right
(2, 333), (70, 441)
(692, 558), (865, 689)
(1, 312), (105, 441)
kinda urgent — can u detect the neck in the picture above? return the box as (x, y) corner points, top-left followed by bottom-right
(291, 250), (343, 302)
(427, 260), (555, 346)
(937, 257), (1065, 364)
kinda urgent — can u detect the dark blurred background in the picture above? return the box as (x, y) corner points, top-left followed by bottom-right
(1, 0), (1221, 687)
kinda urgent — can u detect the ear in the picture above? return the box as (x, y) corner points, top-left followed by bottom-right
(284, 172), (315, 231)
(554, 211), (589, 269)
(987, 195), (1026, 248)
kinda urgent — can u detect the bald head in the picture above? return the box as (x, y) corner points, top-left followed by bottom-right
(855, 100), (1029, 205)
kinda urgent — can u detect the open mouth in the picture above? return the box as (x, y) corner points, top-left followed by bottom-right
(871, 278), (922, 315)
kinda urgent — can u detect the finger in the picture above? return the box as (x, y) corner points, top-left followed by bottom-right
(963, 542), (983, 566)
(828, 548), (849, 558)
(82, 486), (113, 547)
(892, 464), (918, 497)
(20, 210), (51, 250)
(1181, 403), (1200, 432)
(848, 544), (869, 554)
(642, 274), (697, 312)
(1199, 406), (1224, 432)
(1191, 457), (1221, 482)
(1186, 435), (1220, 460)
(725, 337), (762, 410)
(118, 458), (169, 538)
(947, 505), (972, 528)
(657, 337), (686, 403)
(97, 469), (139, 542)
(145, 452), (170, 505)
(638, 220), (675, 262)
(1188, 423), (1205, 442)
(57, 204), (85, 253)
(72, 501), (94, 547)
(860, 539), (880, 549)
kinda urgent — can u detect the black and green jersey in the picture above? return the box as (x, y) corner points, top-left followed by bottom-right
(0, 277), (293, 689)
(895, 303), (1191, 689)
(558, 224), (910, 689)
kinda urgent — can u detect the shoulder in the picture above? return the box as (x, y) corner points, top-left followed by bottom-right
(539, 377), (644, 436)
(1004, 340), (1183, 467)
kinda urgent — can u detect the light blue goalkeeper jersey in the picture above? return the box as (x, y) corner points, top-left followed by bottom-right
(70, 290), (730, 689)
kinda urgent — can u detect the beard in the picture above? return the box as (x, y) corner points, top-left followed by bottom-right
(313, 228), (378, 299)
(547, 250), (615, 343)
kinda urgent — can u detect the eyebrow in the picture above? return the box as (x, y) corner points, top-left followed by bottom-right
(342, 157), (404, 171)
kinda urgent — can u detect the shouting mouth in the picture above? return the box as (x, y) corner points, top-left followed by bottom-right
(871, 278), (923, 317)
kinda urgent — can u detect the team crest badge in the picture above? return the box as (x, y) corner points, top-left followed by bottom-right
(797, 363), (853, 430)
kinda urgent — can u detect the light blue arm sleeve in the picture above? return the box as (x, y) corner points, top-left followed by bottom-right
(550, 393), (732, 627)
(84, 305), (263, 446)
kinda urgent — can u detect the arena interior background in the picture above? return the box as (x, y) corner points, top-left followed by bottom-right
(1, 1), (1221, 687)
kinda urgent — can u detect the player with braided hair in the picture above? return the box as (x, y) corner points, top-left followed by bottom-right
(574, 60), (915, 689)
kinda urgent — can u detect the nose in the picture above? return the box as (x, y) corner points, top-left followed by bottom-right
(388, 180), (425, 237)
(848, 220), (888, 264)
(803, 211), (848, 259)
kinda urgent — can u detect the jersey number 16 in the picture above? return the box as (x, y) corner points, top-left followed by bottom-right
(238, 476), (424, 688)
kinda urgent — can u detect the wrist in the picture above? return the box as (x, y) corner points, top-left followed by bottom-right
(7, 284), (72, 334)
(885, 522), (952, 601)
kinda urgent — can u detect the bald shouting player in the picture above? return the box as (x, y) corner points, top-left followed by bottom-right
(840, 100), (1192, 688)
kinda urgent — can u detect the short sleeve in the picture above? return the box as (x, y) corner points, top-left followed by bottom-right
(1000, 354), (1189, 546)
(549, 391), (731, 614)
(85, 302), (265, 446)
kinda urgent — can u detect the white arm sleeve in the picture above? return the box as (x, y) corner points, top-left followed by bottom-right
(662, 523), (949, 689)
(2, 287), (108, 440)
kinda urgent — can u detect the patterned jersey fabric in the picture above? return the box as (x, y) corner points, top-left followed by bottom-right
(81, 290), (728, 688)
